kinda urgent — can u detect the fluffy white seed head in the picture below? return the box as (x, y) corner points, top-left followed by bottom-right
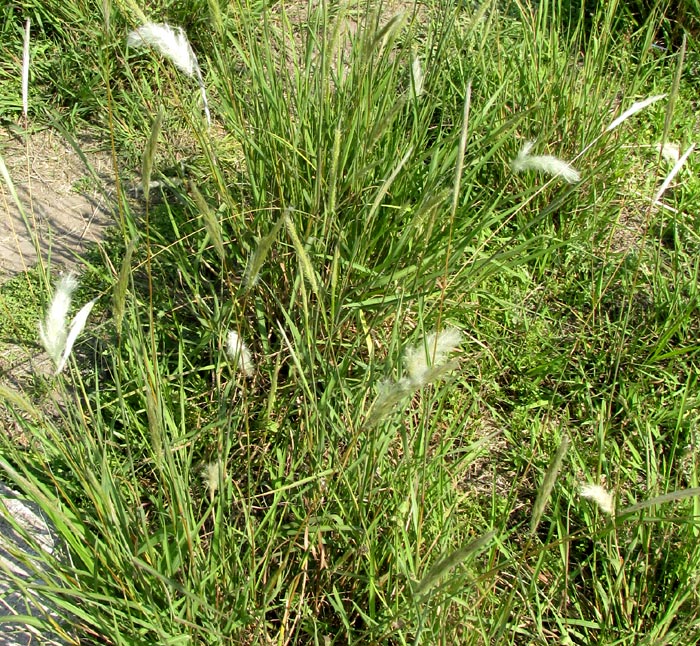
(39, 273), (78, 366)
(226, 330), (254, 377)
(405, 328), (462, 388)
(55, 298), (96, 374)
(127, 22), (210, 126)
(202, 460), (224, 503)
(367, 328), (462, 426)
(127, 22), (198, 77)
(658, 142), (680, 163)
(580, 483), (614, 515)
(604, 94), (666, 133)
(511, 140), (581, 184)
(39, 273), (94, 374)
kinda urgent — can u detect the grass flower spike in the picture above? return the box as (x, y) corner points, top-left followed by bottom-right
(369, 328), (462, 424)
(22, 19), (30, 119)
(127, 22), (196, 76)
(127, 22), (211, 126)
(57, 299), (96, 374)
(226, 330), (254, 377)
(202, 460), (225, 503)
(405, 328), (462, 387)
(39, 273), (77, 366)
(604, 94), (666, 133)
(511, 140), (580, 183)
(580, 483), (614, 515)
(39, 273), (96, 374)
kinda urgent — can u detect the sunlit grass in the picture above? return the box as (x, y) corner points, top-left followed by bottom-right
(1, 1), (699, 644)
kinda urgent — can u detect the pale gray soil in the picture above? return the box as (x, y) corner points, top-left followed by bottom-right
(0, 128), (113, 277)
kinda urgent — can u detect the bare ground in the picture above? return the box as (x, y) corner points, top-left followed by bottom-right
(0, 127), (114, 278)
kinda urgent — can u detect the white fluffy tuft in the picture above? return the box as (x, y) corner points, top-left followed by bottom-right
(127, 22), (197, 77)
(127, 22), (211, 125)
(226, 330), (254, 377)
(405, 328), (462, 387)
(39, 273), (94, 374)
(580, 483), (614, 515)
(511, 140), (581, 184)
(39, 273), (78, 366)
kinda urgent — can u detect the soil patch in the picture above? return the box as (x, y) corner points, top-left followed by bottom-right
(0, 127), (115, 279)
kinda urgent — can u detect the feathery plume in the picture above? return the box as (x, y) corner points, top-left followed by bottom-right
(127, 22), (211, 126)
(657, 142), (680, 163)
(56, 299), (96, 374)
(404, 328), (462, 387)
(127, 22), (196, 76)
(226, 330), (254, 377)
(39, 273), (77, 367)
(511, 140), (580, 183)
(39, 273), (95, 374)
(580, 483), (614, 515)
(653, 143), (695, 205)
(22, 19), (30, 119)
(605, 94), (666, 133)
(368, 328), (462, 425)
(202, 460), (224, 503)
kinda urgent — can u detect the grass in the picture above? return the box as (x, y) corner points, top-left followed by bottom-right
(1, 0), (700, 643)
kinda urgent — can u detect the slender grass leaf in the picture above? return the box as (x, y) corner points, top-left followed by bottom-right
(530, 433), (570, 534)
(243, 211), (285, 291)
(113, 235), (139, 337)
(414, 530), (496, 597)
(141, 106), (164, 204)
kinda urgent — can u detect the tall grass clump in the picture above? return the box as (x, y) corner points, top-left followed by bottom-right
(2, 0), (700, 644)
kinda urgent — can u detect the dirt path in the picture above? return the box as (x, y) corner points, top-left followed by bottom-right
(0, 127), (114, 279)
